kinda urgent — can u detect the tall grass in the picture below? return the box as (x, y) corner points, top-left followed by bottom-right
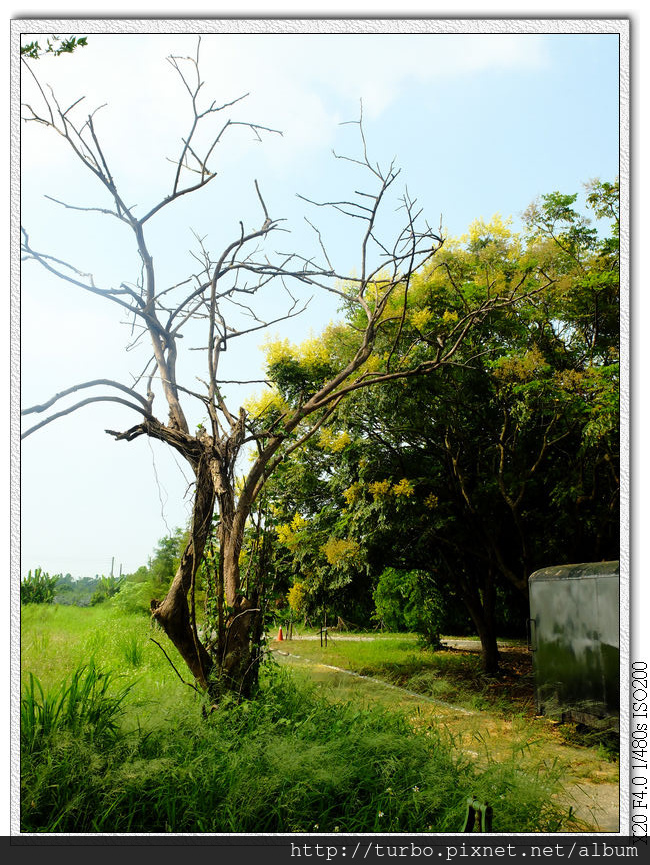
(20, 603), (186, 696)
(20, 608), (583, 834)
(119, 634), (145, 667)
(21, 662), (133, 754)
(20, 663), (575, 834)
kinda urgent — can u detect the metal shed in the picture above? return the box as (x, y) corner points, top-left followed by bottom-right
(528, 561), (619, 726)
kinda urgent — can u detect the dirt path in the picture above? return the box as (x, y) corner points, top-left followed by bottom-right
(272, 647), (621, 833)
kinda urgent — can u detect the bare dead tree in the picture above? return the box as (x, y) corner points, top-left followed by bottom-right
(21, 42), (531, 699)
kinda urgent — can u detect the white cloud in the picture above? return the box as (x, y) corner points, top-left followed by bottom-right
(20, 32), (548, 178)
(275, 33), (549, 118)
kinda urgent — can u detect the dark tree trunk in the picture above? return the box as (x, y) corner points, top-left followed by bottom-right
(217, 599), (262, 700)
(211, 508), (262, 700)
(473, 616), (500, 677)
(458, 573), (500, 677)
(152, 452), (216, 688)
(150, 439), (265, 702)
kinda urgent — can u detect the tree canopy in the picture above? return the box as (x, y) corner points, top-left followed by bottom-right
(254, 181), (619, 673)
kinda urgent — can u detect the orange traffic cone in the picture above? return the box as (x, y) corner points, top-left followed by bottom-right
(277, 626), (283, 641)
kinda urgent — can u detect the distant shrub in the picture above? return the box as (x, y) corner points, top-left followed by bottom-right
(109, 579), (157, 615)
(372, 567), (444, 643)
(372, 568), (473, 645)
(90, 575), (124, 605)
(20, 568), (60, 605)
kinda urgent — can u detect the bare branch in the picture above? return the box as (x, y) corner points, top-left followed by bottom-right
(149, 638), (202, 695)
(22, 379), (153, 416)
(254, 178), (270, 224)
(43, 194), (127, 222)
(21, 229), (145, 314)
(21, 395), (156, 440)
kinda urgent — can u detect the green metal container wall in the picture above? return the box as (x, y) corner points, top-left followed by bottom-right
(528, 561), (619, 723)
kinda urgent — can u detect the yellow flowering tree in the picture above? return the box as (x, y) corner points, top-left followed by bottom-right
(256, 181), (619, 674)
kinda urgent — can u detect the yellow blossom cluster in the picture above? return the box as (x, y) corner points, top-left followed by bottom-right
(442, 310), (459, 324)
(321, 537), (360, 566)
(362, 353), (383, 373)
(262, 331), (332, 371)
(287, 581), (308, 613)
(343, 482), (363, 506)
(263, 336), (294, 366)
(492, 345), (548, 383)
(344, 478), (417, 505)
(392, 478), (414, 497)
(464, 213), (513, 247)
(243, 388), (287, 420)
(276, 524), (293, 546)
(318, 428), (352, 453)
(410, 307), (433, 331)
(276, 513), (308, 549)
(424, 493), (439, 509)
(368, 479), (392, 500)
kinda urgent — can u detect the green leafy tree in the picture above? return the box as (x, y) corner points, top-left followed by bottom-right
(148, 528), (188, 587)
(267, 184), (619, 674)
(353, 195), (616, 672)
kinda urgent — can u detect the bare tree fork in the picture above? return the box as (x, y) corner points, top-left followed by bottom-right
(21, 46), (535, 701)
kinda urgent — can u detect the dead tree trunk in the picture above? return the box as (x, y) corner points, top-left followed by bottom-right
(151, 451), (216, 688)
(212, 479), (262, 699)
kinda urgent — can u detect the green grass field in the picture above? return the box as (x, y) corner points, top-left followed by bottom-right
(20, 603), (588, 834)
(272, 631), (533, 715)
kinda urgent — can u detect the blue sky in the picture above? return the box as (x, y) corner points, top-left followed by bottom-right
(19, 27), (621, 581)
